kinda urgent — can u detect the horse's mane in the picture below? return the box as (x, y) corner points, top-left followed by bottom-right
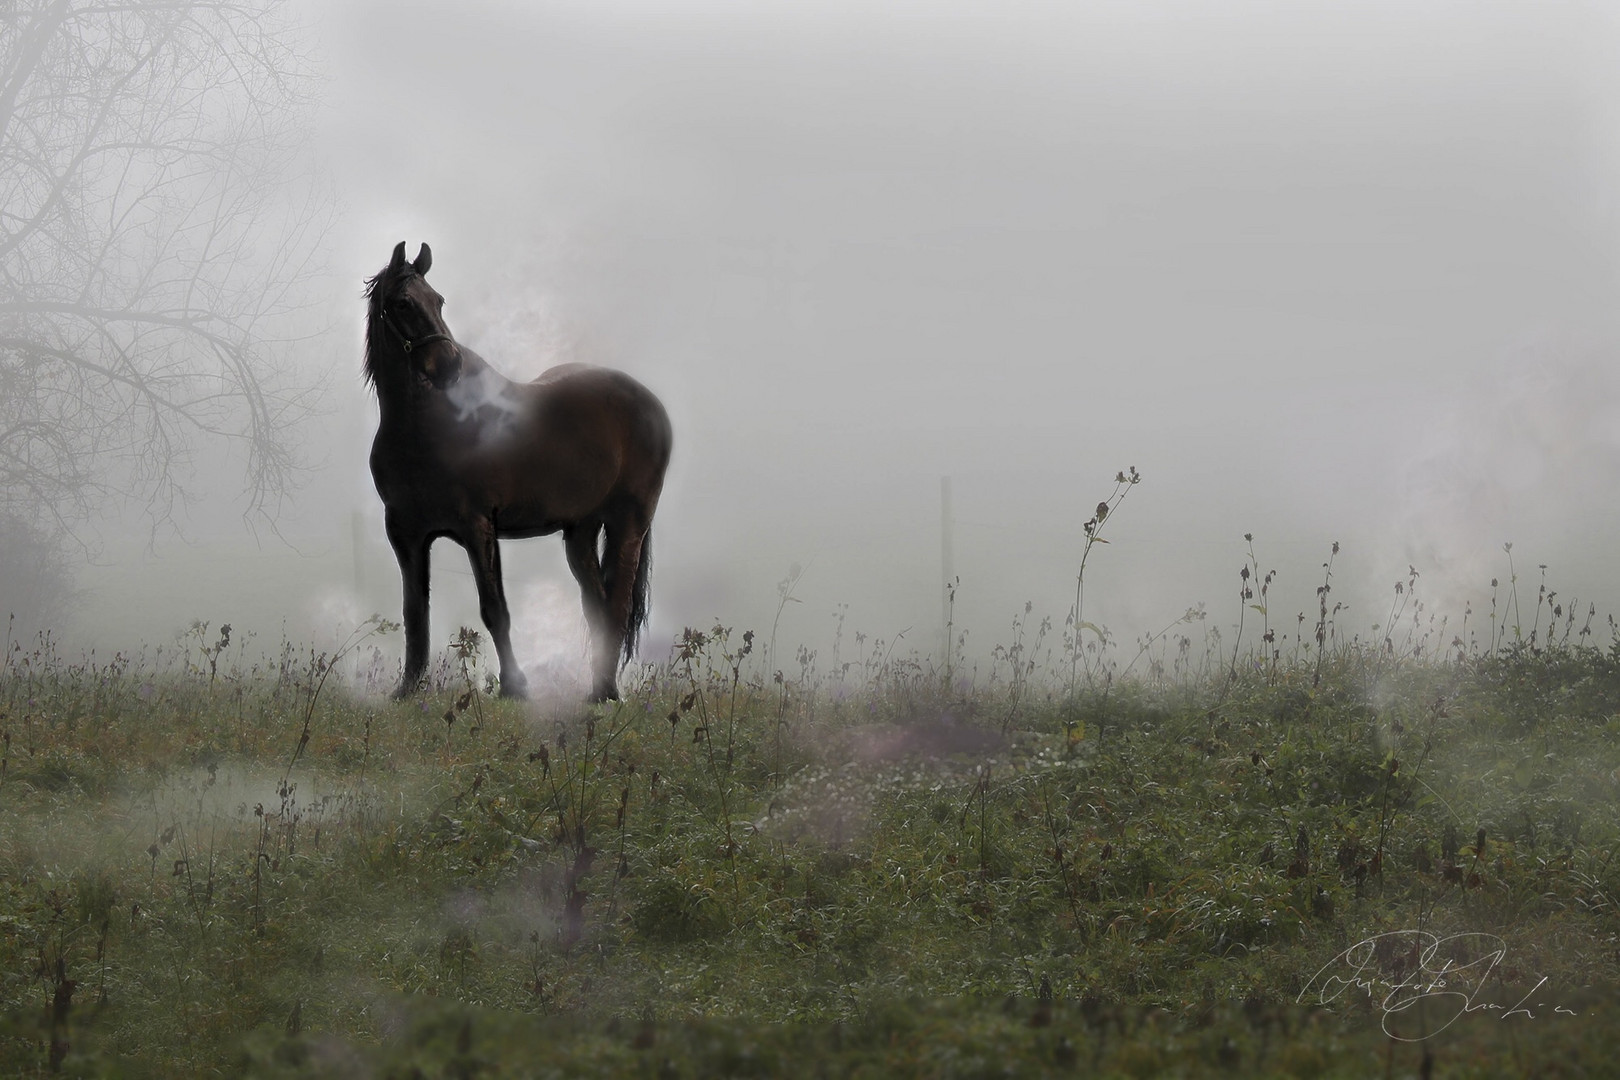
(361, 266), (402, 388)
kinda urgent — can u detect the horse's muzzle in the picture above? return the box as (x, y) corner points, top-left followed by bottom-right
(421, 343), (463, 389)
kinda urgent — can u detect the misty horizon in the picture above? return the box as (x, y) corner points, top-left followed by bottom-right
(30, 0), (1620, 684)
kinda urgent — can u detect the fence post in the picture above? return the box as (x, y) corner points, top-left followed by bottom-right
(941, 475), (954, 669)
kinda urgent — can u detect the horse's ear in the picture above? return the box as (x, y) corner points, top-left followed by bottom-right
(413, 243), (432, 276)
(389, 241), (407, 274)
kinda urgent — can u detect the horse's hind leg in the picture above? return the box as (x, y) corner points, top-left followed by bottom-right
(564, 522), (613, 701)
(464, 518), (527, 698)
(386, 517), (431, 698)
(595, 511), (650, 702)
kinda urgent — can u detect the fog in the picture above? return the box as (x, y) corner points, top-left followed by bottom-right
(65, 1), (1620, 679)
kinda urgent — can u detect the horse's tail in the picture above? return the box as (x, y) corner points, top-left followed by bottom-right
(622, 529), (652, 667)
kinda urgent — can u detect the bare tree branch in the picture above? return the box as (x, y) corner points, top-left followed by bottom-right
(0, 0), (329, 548)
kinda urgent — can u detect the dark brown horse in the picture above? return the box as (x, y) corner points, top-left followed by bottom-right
(364, 242), (672, 701)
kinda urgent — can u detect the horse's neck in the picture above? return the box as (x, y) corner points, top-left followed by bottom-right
(368, 347), (417, 410)
(368, 347), (441, 420)
(370, 348), (520, 421)
(458, 349), (506, 384)
(444, 354), (525, 418)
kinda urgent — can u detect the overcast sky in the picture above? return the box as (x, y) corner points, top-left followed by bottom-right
(77, 0), (1620, 681)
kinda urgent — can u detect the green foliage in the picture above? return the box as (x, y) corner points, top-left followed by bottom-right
(0, 616), (1617, 1076)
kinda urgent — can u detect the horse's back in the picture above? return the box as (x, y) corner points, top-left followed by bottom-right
(530, 362), (593, 386)
(532, 364), (670, 453)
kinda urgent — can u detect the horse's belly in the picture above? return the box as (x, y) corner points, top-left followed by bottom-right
(493, 508), (563, 538)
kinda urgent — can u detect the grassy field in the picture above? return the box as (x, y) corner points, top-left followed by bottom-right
(1, 600), (1618, 1077)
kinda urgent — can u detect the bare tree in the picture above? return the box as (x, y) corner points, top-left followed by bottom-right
(0, 0), (328, 548)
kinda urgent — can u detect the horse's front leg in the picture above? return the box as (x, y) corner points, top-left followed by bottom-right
(464, 518), (527, 698)
(386, 518), (431, 698)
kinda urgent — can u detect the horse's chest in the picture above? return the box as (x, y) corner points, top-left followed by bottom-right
(370, 433), (510, 517)
(372, 436), (452, 498)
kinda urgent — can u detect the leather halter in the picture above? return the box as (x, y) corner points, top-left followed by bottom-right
(379, 302), (454, 355)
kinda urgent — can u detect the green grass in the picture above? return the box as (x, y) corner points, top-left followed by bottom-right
(1, 618), (1618, 1077)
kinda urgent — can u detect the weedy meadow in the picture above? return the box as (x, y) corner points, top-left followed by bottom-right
(1, 477), (1618, 1077)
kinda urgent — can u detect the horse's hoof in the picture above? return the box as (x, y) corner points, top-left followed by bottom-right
(499, 671), (529, 699)
(587, 686), (619, 705)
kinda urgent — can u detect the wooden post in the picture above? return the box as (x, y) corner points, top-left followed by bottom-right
(351, 509), (365, 599)
(941, 476), (954, 670)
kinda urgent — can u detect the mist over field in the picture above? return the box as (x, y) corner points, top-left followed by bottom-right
(52, 1), (1620, 679)
(13, 8), (1620, 1072)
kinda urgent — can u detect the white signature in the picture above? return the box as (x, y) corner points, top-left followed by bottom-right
(1297, 930), (1577, 1041)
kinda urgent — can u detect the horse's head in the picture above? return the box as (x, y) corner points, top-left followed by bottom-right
(364, 241), (463, 390)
